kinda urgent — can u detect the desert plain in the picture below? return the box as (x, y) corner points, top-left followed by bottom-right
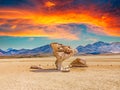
(0, 54), (120, 90)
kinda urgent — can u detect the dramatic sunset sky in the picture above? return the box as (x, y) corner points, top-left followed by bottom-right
(0, 0), (120, 50)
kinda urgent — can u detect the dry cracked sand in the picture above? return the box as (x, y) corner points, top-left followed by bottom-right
(0, 55), (120, 90)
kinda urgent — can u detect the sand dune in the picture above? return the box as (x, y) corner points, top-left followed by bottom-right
(0, 55), (120, 90)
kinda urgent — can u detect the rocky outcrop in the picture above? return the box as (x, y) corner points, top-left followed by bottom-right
(50, 42), (77, 71)
(70, 58), (87, 67)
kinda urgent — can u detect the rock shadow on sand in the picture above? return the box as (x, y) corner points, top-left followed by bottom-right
(30, 68), (59, 73)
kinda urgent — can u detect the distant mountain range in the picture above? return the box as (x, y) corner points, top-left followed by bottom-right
(76, 41), (120, 54)
(0, 41), (120, 56)
(0, 45), (52, 56)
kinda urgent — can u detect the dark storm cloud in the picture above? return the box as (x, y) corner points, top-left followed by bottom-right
(0, 0), (33, 7)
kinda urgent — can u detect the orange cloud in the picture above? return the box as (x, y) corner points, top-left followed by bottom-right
(0, 23), (79, 40)
(11, 25), (17, 29)
(0, 1), (120, 39)
(0, 9), (107, 27)
(45, 1), (55, 8)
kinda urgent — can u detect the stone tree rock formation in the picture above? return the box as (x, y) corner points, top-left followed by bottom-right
(50, 42), (77, 71)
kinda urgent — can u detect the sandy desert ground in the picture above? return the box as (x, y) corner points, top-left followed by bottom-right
(0, 55), (120, 90)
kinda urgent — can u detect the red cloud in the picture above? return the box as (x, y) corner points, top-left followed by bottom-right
(0, 0), (120, 38)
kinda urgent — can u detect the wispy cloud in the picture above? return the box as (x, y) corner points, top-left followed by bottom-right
(29, 37), (34, 41)
(0, 23), (80, 40)
(86, 38), (98, 42)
